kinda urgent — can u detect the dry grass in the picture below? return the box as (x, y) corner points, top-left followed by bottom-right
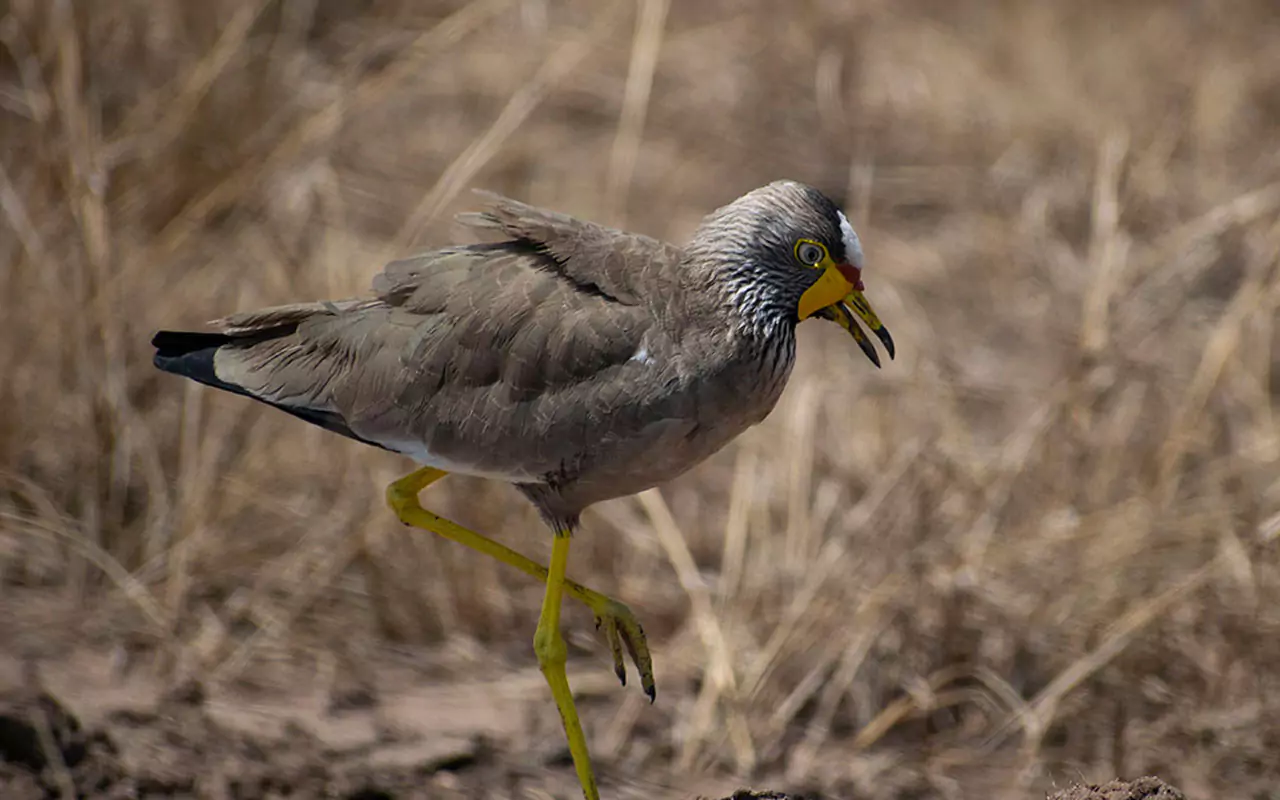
(2, 0), (1279, 797)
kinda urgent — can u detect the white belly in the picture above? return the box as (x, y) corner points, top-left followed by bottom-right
(378, 437), (535, 482)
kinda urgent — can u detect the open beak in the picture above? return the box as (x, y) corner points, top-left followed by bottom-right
(814, 269), (895, 368)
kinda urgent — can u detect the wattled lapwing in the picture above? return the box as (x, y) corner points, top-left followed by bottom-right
(152, 180), (893, 800)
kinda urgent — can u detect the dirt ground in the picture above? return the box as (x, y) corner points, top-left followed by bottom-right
(0, 659), (1188, 800)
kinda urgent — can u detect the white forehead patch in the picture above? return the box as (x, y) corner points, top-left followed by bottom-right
(837, 210), (864, 268)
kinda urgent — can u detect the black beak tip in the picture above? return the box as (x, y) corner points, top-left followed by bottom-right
(858, 337), (882, 369)
(877, 328), (896, 361)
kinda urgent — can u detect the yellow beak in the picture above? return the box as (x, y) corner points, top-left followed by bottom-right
(797, 264), (853, 321)
(812, 286), (896, 367)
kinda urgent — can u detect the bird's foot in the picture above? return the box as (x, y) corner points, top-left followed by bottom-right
(386, 468), (656, 703)
(585, 594), (655, 702)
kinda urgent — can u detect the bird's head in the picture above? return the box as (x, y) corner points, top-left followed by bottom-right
(692, 180), (895, 367)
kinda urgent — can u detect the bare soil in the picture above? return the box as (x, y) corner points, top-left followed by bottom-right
(0, 652), (1189, 800)
(0, 644), (542, 800)
(1045, 777), (1186, 800)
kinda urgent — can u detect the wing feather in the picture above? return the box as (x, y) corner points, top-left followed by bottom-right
(158, 232), (681, 481)
(456, 190), (682, 305)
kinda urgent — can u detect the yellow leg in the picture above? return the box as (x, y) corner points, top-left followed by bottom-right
(386, 468), (619, 800)
(385, 468), (655, 670)
(534, 531), (598, 800)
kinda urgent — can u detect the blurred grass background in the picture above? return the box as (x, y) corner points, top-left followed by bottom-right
(2, 0), (1279, 797)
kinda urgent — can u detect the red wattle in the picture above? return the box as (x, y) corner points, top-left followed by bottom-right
(836, 263), (865, 291)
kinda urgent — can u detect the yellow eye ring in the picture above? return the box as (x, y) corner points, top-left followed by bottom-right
(794, 239), (827, 267)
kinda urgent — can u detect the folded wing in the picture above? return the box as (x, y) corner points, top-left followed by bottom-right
(153, 199), (685, 480)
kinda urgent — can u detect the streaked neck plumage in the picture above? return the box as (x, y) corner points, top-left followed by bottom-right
(680, 212), (805, 345)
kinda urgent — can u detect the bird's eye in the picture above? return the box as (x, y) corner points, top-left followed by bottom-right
(795, 240), (826, 266)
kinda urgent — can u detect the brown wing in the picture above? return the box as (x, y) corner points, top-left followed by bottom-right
(158, 234), (687, 481)
(455, 190), (684, 306)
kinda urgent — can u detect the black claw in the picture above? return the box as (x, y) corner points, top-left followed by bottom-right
(645, 685), (656, 704)
(615, 664), (626, 686)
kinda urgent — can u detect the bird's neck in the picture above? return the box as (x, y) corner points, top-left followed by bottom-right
(708, 258), (798, 341)
(677, 223), (801, 343)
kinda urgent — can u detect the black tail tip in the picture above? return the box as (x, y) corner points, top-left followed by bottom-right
(152, 330), (230, 359)
(151, 330), (233, 386)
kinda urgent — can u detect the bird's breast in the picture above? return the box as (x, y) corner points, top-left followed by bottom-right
(543, 332), (797, 512)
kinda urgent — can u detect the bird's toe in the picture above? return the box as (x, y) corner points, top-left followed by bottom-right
(591, 597), (655, 703)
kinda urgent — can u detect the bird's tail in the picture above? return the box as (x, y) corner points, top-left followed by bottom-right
(151, 330), (255, 397)
(150, 325), (387, 450)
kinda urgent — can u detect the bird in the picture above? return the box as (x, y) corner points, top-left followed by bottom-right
(151, 179), (894, 800)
